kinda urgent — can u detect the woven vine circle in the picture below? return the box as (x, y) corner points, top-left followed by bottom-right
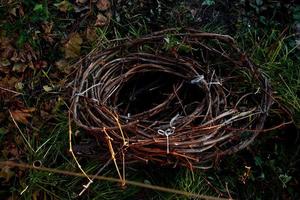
(71, 29), (272, 168)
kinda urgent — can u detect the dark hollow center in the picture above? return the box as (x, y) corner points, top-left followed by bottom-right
(116, 71), (206, 116)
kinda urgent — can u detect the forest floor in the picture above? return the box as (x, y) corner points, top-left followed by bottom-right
(0, 0), (300, 199)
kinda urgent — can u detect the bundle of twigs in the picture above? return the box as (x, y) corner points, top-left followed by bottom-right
(70, 28), (273, 169)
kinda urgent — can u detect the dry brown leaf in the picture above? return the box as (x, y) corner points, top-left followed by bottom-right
(0, 76), (20, 101)
(64, 33), (83, 58)
(0, 36), (15, 59)
(34, 60), (47, 70)
(96, 0), (111, 11)
(95, 13), (108, 27)
(42, 22), (53, 34)
(12, 63), (27, 73)
(86, 27), (97, 42)
(10, 108), (35, 124)
(54, 0), (72, 13)
(10, 43), (38, 63)
(0, 59), (11, 67)
(0, 76), (19, 89)
(55, 59), (68, 72)
(9, 7), (17, 16)
(41, 22), (54, 43)
(10, 51), (20, 62)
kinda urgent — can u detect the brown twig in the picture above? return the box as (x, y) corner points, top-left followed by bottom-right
(70, 28), (277, 169)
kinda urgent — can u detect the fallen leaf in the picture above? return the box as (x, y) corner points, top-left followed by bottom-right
(96, 0), (111, 11)
(34, 60), (47, 69)
(0, 59), (11, 67)
(11, 43), (38, 63)
(64, 33), (83, 58)
(42, 22), (53, 34)
(9, 7), (17, 16)
(10, 108), (35, 124)
(54, 0), (73, 13)
(43, 85), (53, 92)
(95, 13), (108, 27)
(0, 76), (19, 89)
(15, 82), (24, 91)
(12, 63), (27, 73)
(55, 59), (69, 72)
(10, 51), (20, 62)
(86, 27), (97, 42)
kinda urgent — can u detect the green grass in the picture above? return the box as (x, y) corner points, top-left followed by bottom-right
(237, 27), (300, 124)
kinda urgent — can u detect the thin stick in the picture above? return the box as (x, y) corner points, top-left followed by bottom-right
(226, 121), (293, 133)
(0, 86), (23, 95)
(112, 113), (128, 147)
(79, 158), (113, 196)
(68, 111), (92, 182)
(9, 110), (35, 152)
(0, 161), (230, 200)
(111, 112), (128, 186)
(103, 127), (124, 184)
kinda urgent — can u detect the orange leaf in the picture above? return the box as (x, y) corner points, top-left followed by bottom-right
(97, 0), (111, 11)
(10, 108), (35, 124)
